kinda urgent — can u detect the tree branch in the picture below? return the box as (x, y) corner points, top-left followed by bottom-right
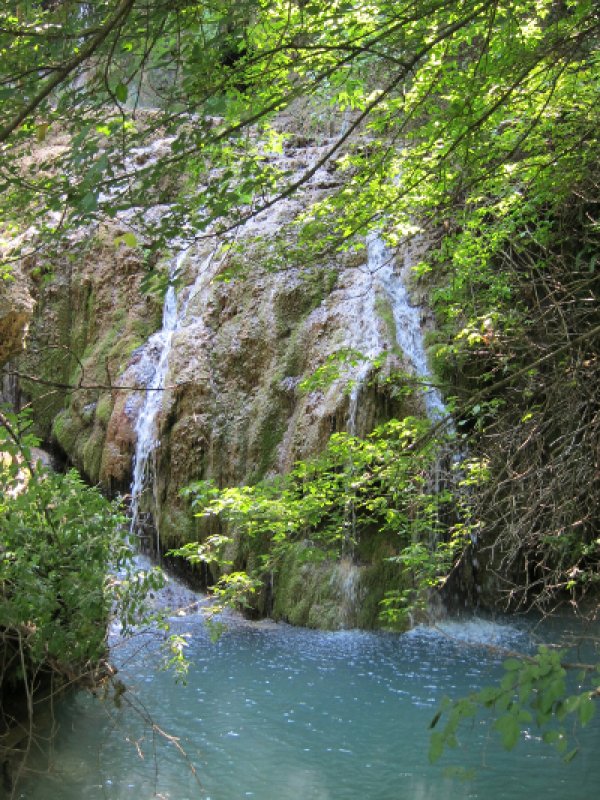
(0, 0), (135, 144)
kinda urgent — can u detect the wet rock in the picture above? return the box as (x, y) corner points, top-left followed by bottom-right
(9, 121), (442, 628)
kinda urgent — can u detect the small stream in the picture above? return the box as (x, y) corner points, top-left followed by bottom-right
(345, 233), (446, 432)
(367, 234), (446, 421)
(14, 593), (600, 800)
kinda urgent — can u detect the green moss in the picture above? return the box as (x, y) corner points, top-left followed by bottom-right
(158, 503), (198, 552)
(261, 533), (412, 630)
(375, 293), (397, 351)
(52, 410), (84, 458)
(270, 544), (366, 630)
(280, 324), (309, 378)
(79, 318), (149, 392)
(17, 239), (161, 458)
(355, 527), (398, 563)
(307, 599), (346, 629)
(273, 269), (337, 343)
(21, 295), (77, 438)
(132, 314), (161, 341)
(95, 393), (113, 426)
(272, 544), (334, 627)
(71, 283), (96, 355)
(52, 408), (104, 480)
(81, 327), (117, 375)
(250, 405), (286, 482)
(82, 428), (104, 483)
(355, 560), (409, 630)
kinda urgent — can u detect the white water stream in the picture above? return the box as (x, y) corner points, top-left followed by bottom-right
(346, 233), (446, 433)
(369, 234), (446, 420)
(129, 251), (184, 552)
(129, 248), (215, 552)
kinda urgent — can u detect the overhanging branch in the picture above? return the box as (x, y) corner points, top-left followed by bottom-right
(0, 0), (135, 144)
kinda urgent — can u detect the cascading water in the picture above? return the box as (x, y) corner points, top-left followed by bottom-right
(344, 233), (447, 437)
(128, 249), (189, 554)
(340, 233), (448, 569)
(341, 233), (453, 577)
(129, 246), (218, 553)
(345, 262), (382, 436)
(368, 233), (446, 421)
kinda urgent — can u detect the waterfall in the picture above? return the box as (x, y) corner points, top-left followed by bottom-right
(346, 233), (446, 433)
(129, 249), (187, 553)
(345, 262), (382, 436)
(333, 557), (363, 628)
(128, 246), (218, 552)
(369, 234), (446, 420)
(0, 362), (20, 409)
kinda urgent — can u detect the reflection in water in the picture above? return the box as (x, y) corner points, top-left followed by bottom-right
(15, 607), (600, 800)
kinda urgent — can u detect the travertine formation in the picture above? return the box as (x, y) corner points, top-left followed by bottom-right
(4, 128), (438, 628)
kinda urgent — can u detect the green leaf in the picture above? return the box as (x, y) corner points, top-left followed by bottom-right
(494, 714), (520, 750)
(114, 82), (128, 103)
(428, 731), (445, 764)
(114, 232), (137, 248)
(503, 658), (522, 671)
(578, 697), (595, 726)
(80, 192), (98, 212)
(564, 748), (579, 763)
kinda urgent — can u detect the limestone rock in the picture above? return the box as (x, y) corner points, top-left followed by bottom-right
(10, 124), (439, 630)
(0, 265), (34, 367)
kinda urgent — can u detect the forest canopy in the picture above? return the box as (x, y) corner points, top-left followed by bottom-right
(1, 0), (597, 256)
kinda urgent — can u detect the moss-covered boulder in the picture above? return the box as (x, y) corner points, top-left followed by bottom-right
(269, 544), (409, 630)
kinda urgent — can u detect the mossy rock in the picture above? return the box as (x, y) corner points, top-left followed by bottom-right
(95, 393), (113, 426)
(158, 503), (199, 553)
(375, 292), (397, 345)
(355, 560), (410, 631)
(268, 538), (412, 630)
(278, 320), (312, 379)
(271, 544), (361, 630)
(307, 601), (346, 629)
(82, 427), (105, 483)
(252, 405), (286, 481)
(52, 409), (85, 461)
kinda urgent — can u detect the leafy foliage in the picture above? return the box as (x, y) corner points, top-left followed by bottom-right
(0, 408), (163, 683)
(1, 1), (597, 263)
(176, 417), (461, 626)
(430, 646), (599, 764)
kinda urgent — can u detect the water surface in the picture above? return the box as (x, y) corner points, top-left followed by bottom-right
(15, 611), (600, 800)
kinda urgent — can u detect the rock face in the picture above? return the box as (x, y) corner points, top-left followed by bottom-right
(8, 132), (440, 629)
(0, 263), (34, 368)
(13, 225), (162, 488)
(130, 217), (423, 554)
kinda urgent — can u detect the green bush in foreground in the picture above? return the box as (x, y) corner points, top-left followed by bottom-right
(0, 408), (162, 688)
